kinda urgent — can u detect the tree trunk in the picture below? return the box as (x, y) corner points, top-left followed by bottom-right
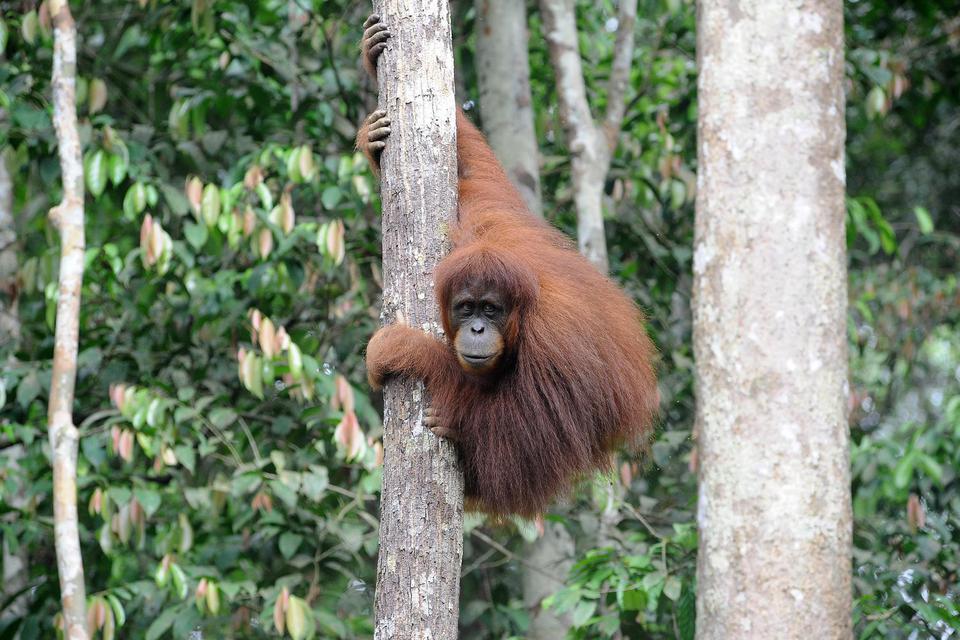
(0, 151), (17, 351)
(1, 132), (30, 626)
(693, 1), (851, 638)
(539, 0), (637, 272)
(475, 0), (543, 216)
(48, 2), (89, 638)
(572, 169), (607, 270)
(371, 1), (464, 638)
(521, 521), (574, 639)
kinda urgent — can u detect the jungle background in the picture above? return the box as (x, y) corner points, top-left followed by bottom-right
(0, 0), (958, 638)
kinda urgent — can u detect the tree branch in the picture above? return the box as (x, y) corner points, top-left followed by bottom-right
(603, 0), (638, 149)
(539, 0), (598, 159)
(47, 1), (89, 637)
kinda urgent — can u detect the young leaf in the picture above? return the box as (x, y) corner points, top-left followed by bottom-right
(913, 206), (933, 235)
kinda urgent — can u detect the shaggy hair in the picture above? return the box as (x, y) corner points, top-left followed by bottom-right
(364, 110), (659, 517)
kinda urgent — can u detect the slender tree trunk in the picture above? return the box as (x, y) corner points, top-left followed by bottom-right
(539, 0), (637, 272)
(1, 134), (30, 625)
(475, 0), (543, 216)
(693, 0), (851, 638)
(521, 522), (574, 638)
(0, 152), (17, 351)
(371, 1), (464, 638)
(48, 2), (89, 638)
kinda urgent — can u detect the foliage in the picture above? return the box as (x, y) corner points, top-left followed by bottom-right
(543, 524), (697, 639)
(844, 1), (960, 636)
(0, 0), (957, 638)
(2, 1), (384, 637)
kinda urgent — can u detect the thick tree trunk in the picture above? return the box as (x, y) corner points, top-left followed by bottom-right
(693, 1), (851, 638)
(371, 1), (464, 638)
(475, 0), (543, 216)
(48, 2), (89, 638)
(539, 0), (637, 272)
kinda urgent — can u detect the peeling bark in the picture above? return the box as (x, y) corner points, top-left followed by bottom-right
(475, 0), (543, 216)
(693, 0), (851, 638)
(371, 1), (464, 638)
(539, 0), (637, 271)
(48, 2), (89, 638)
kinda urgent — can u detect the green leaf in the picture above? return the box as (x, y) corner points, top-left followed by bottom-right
(663, 576), (682, 601)
(621, 588), (646, 611)
(174, 445), (196, 474)
(287, 342), (304, 381)
(106, 593), (126, 627)
(81, 436), (107, 468)
(301, 468), (328, 501)
(123, 184), (145, 218)
(670, 180), (686, 209)
(571, 600), (597, 627)
(321, 186), (342, 210)
(170, 563), (189, 599)
(893, 451), (916, 490)
(200, 184), (221, 227)
(178, 513), (194, 553)
(865, 86), (886, 120)
(624, 554), (651, 569)
(21, 10), (37, 45)
(286, 596), (312, 640)
(279, 532), (302, 559)
(678, 589), (696, 640)
(108, 486), (132, 505)
(134, 487), (162, 517)
(315, 609), (347, 637)
(0, 18), (8, 54)
(146, 398), (164, 427)
(108, 153), (127, 186)
(85, 149), (108, 198)
(642, 571), (665, 590)
(269, 479), (298, 508)
(205, 582), (220, 614)
(918, 454), (944, 484)
(159, 182), (190, 216)
(209, 407), (237, 429)
(231, 473), (262, 496)
(256, 182), (273, 211)
(15, 371), (40, 408)
(913, 206), (933, 235)
(145, 606), (178, 640)
(286, 147), (302, 183)
(183, 221), (208, 249)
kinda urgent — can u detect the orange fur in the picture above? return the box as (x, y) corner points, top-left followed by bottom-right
(358, 14), (657, 516)
(366, 109), (659, 517)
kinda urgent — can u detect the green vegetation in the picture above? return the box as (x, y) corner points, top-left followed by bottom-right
(0, 0), (956, 637)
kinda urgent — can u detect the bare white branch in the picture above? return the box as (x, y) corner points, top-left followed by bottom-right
(48, 1), (90, 637)
(603, 0), (638, 149)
